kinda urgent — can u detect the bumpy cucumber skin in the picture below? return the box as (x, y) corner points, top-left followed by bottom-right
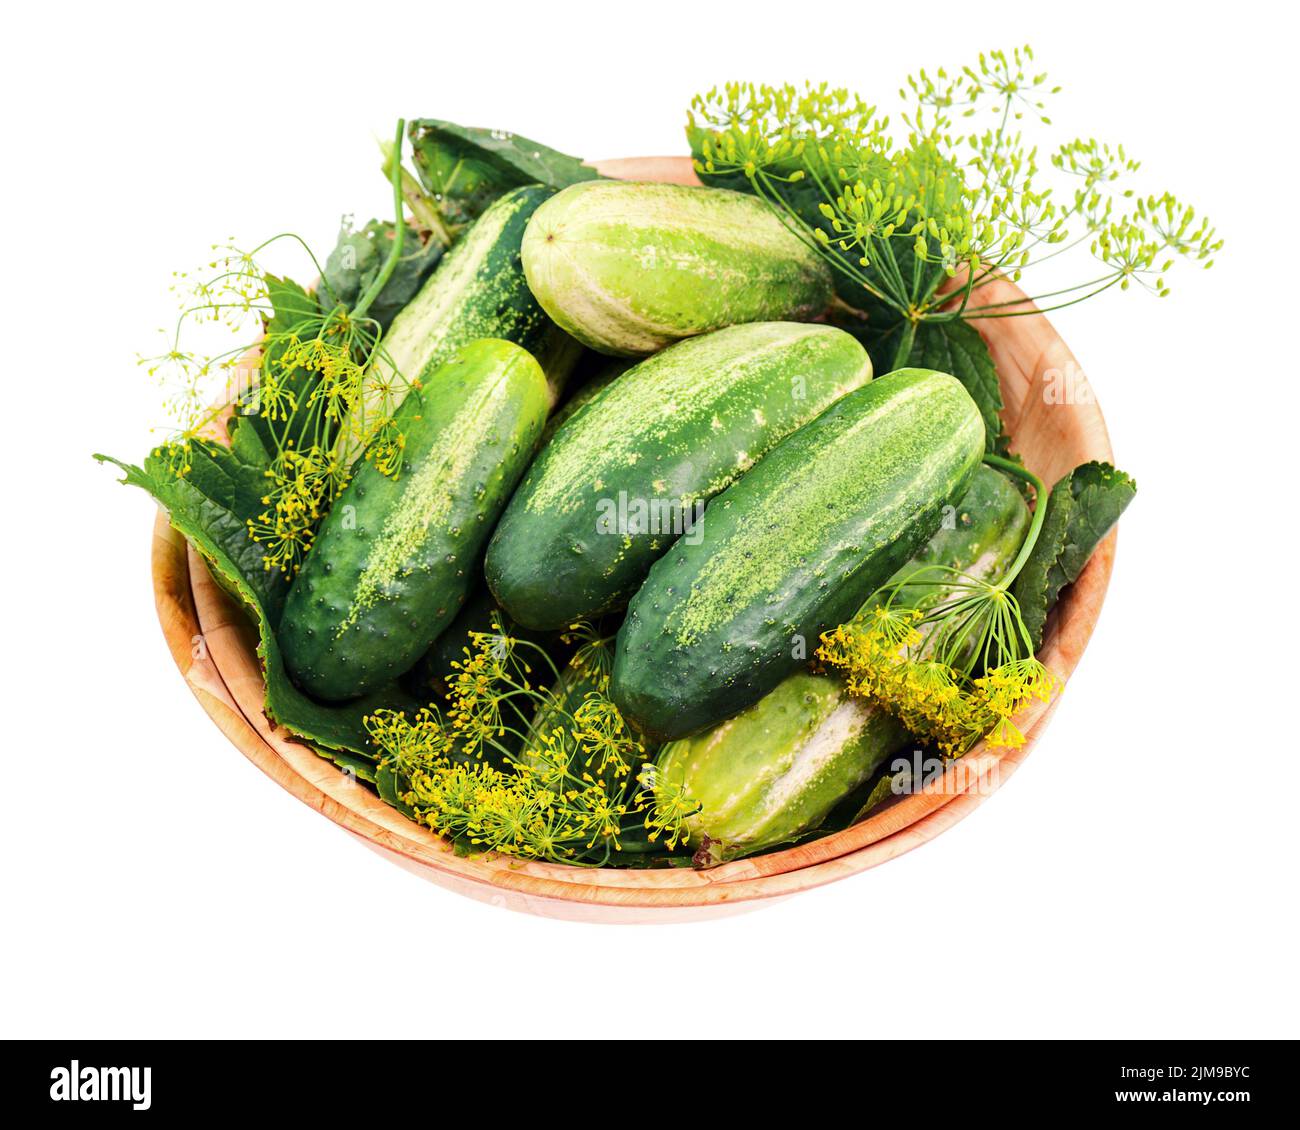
(611, 368), (985, 741)
(402, 587), (575, 704)
(656, 464), (1030, 860)
(280, 340), (549, 702)
(341, 187), (578, 467)
(332, 186), (579, 470)
(521, 180), (834, 356)
(485, 323), (873, 630)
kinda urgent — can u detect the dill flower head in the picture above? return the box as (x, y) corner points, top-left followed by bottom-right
(141, 123), (427, 577)
(366, 622), (657, 866)
(817, 453), (1064, 762)
(245, 446), (340, 576)
(144, 265), (416, 577)
(817, 573), (1061, 759)
(637, 763), (699, 851)
(689, 47), (1220, 324)
(569, 695), (639, 782)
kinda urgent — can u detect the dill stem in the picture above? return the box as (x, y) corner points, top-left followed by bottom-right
(352, 119), (408, 323)
(889, 320), (917, 370)
(379, 138), (451, 246)
(983, 453), (1047, 586)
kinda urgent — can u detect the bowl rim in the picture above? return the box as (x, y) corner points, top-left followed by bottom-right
(145, 155), (1117, 920)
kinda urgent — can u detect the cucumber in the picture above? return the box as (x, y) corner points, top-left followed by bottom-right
(658, 672), (905, 862)
(485, 323), (873, 629)
(611, 368), (985, 741)
(280, 339), (549, 702)
(521, 180), (833, 356)
(889, 460), (1036, 607)
(655, 465), (1031, 862)
(342, 186), (579, 464)
(400, 588), (499, 699)
(382, 185), (580, 389)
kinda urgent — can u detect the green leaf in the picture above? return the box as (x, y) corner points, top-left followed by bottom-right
(97, 448), (287, 619)
(263, 274), (319, 335)
(236, 276), (334, 458)
(182, 439), (265, 523)
(95, 450), (418, 760)
(1012, 461), (1137, 648)
(316, 218), (443, 331)
(227, 413), (272, 470)
(409, 119), (598, 233)
(851, 770), (904, 824)
(375, 763), (416, 817)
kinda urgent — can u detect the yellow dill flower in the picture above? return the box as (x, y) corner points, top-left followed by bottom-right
(637, 764), (700, 850)
(570, 695), (638, 781)
(817, 589), (1058, 759)
(861, 604), (924, 651)
(245, 446), (341, 575)
(365, 623), (658, 865)
(815, 454), (1067, 758)
(365, 421), (406, 479)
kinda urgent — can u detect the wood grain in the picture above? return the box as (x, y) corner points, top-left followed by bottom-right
(149, 156), (1117, 921)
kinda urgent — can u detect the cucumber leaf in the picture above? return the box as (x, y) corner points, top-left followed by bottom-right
(264, 273), (319, 334)
(1012, 461), (1137, 648)
(317, 218), (443, 332)
(227, 413), (272, 470)
(375, 763), (416, 818)
(97, 448), (287, 620)
(409, 119), (599, 233)
(95, 449), (418, 764)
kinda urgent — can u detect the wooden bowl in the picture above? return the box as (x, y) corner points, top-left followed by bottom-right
(148, 156), (1116, 922)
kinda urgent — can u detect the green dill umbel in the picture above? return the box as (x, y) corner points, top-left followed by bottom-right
(688, 46), (1221, 370)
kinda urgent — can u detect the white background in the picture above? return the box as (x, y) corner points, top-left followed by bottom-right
(4, 0), (1295, 1039)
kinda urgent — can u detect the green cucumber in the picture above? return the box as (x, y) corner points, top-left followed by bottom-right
(280, 339), (549, 702)
(342, 186), (579, 464)
(611, 368), (985, 741)
(890, 461), (1037, 601)
(521, 180), (833, 356)
(655, 465), (1031, 862)
(400, 588), (500, 699)
(382, 185), (579, 388)
(485, 322), (873, 629)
